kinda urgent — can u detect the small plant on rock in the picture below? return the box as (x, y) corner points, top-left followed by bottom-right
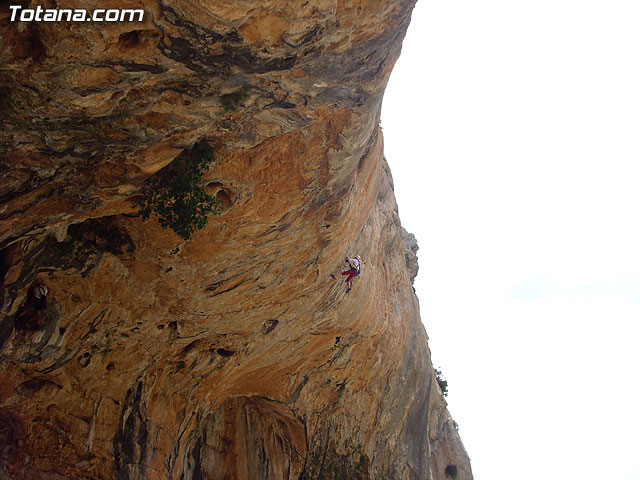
(137, 142), (223, 240)
(434, 367), (449, 397)
(221, 88), (249, 112)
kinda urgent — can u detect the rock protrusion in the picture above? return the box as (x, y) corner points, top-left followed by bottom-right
(402, 227), (419, 284)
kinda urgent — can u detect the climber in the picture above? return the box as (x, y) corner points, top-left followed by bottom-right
(15, 280), (48, 329)
(332, 256), (361, 292)
(32, 280), (48, 312)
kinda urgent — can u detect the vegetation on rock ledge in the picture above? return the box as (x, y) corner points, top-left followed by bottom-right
(221, 88), (249, 112)
(137, 143), (222, 240)
(435, 367), (449, 397)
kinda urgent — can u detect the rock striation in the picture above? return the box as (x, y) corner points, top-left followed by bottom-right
(0, 1), (472, 479)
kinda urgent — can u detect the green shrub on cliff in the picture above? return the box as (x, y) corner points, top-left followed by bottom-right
(221, 88), (249, 112)
(137, 143), (222, 240)
(434, 368), (449, 397)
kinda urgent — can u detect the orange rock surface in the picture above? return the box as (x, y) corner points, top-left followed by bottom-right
(0, 1), (472, 478)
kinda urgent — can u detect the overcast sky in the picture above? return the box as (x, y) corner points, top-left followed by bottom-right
(381, 1), (640, 479)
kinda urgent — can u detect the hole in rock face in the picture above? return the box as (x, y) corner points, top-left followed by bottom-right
(262, 319), (278, 335)
(30, 32), (47, 62)
(117, 29), (160, 49)
(78, 352), (91, 368)
(206, 182), (236, 210)
(118, 30), (141, 48)
(216, 348), (234, 357)
(445, 464), (458, 479)
(215, 189), (233, 209)
(187, 396), (306, 480)
(181, 340), (199, 354)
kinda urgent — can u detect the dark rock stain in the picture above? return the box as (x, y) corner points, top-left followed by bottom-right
(289, 375), (309, 404)
(113, 381), (150, 480)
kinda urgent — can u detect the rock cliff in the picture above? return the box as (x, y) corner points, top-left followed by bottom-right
(0, 1), (472, 479)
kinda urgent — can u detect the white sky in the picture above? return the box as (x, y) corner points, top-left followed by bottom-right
(381, 1), (640, 479)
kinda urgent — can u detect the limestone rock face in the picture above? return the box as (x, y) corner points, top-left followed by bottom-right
(0, 1), (472, 479)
